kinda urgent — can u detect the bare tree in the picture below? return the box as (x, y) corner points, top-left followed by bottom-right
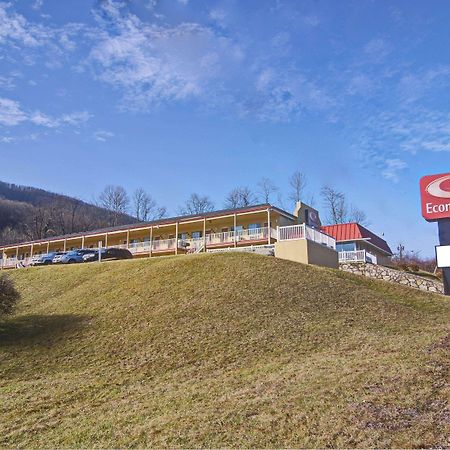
(98, 185), (130, 226)
(133, 188), (167, 221)
(257, 177), (278, 203)
(321, 185), (368, 225)
(321, 185), (348, 224)
(289, 171), (307, 204)
(224, 187), (257, 209)
(349, 206), (368, 226)
(179, 193), (215, 215)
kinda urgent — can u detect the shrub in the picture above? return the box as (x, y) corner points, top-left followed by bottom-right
(0, 273), (20, 316)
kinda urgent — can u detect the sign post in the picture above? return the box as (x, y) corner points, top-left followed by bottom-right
(420, 172), (450, 295)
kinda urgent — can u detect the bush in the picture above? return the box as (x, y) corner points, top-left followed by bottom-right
(0, 273), (20, 316)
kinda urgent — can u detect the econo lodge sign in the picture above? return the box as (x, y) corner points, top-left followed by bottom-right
(420, 172), (450, 221)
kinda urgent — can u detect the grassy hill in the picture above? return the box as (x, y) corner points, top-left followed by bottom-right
(1, 253), (449, 448)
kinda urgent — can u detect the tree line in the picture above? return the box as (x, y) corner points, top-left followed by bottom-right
(0, 174), (368, 246)
(98, 171), (368, 226)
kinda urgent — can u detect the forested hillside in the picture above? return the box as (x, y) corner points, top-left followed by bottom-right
(0, 181), (136, 245)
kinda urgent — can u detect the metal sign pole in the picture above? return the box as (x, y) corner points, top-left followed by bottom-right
(438, 218), (450, 295)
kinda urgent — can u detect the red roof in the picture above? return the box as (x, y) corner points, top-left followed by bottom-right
(320, 223), (393, 255)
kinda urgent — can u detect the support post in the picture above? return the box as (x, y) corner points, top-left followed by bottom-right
(149, 227), (153, 257)
(81, 236), (85, 249)
(63, 239), (67, 252)
(30, 244), (34, 258)
(267, 208), (271, 245)
(46, 242), (50, 254)
(233, 213), (237, 248)
(15, 247), (19, 261)
(438, 218), (450, 295)
(175, 222), (179, 255)
(105, 233), (109, 248)
(126, 230), (130, 248)
(203, 218), (207, 252)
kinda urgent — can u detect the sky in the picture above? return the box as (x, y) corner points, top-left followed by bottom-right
(0, 0), (449, 256)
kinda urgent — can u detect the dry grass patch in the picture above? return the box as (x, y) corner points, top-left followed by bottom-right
(0, 253), (449, 448)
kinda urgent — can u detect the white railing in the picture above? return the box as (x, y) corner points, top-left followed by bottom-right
(1, 256), (32, 269)
(277, 224), (336, 249)
(278, 224), (306, 241)
(339, 250), (377, 264)
(206, 227), (271, 246)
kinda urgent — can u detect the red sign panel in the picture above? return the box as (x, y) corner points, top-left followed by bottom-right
(420, 172), (450, 221)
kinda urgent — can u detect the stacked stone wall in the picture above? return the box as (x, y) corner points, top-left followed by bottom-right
(340, 263), (444, 294)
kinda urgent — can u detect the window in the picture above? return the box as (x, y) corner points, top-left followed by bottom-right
(336, 242), (356, 252)
(248, 223), (261, 230)
(192, 231), (202, 239)
(178, 233), (187, 240)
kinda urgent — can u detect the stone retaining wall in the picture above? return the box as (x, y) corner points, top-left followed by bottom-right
(340, 262), (444, 294)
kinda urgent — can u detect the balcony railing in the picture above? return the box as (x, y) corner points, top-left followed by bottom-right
(277, 224), (336, 249)
(338, 250), (377, 264)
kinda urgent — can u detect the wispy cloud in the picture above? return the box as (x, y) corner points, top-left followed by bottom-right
(94, 129), (114, 141)
(382, 158), (407, 182)
(0, 98), (26, 125)
(0, 97), (91, 128)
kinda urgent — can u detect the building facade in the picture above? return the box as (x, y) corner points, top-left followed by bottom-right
(321, 223), (393, 266)
(0, 203), (391, 270)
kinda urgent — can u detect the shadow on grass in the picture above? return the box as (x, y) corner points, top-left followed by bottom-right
(0, 314), (90, 347)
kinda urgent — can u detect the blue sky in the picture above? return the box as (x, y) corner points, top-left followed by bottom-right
(0, 0), (449, 256)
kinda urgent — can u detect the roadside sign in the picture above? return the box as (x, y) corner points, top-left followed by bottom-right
(420, 172), (450, 295)
(436, 245), (450, 268)
(420, 172), (450, 221)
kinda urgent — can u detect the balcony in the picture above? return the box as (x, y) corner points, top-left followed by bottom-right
(277, 224), (336, 249)
(338, 250), (377, 264)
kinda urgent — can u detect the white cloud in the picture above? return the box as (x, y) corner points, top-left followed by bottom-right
(32, 0), (44, 10)
(0, 2), (52, 47)
(247, 67), (334, 121)
(0, 98), (26, 125)
(89, 2), (243, 110)
(0, 97), (91, 128)
(94, 129), (114, 141)
(382, 159), (407, 182)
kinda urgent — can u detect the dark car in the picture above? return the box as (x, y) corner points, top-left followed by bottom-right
(30, 252), (64, 266)
(83, 248), (133, 263)
(59, 249), (98, 264)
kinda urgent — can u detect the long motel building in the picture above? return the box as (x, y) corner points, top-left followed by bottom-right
(0, 202), (391, 270)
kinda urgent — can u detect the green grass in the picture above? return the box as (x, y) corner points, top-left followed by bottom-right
(1, 253), (449, 448)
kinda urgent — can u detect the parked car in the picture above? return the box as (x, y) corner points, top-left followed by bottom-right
(30, 252), (65, 266)
(52, 253), (67, 264)
(83, 248), (132, 263)
(58, 249), (97, 264)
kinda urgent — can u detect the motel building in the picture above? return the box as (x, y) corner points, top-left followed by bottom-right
(0, 202), (392, 270)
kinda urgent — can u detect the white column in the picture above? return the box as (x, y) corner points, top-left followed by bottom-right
(267, 208), (271, 245)
(175, 222), (179, 255)
(63, 239), (67, 252)
(233, 213), (237, 247)
(203, 218), (207, 251)
(149, 227), (153, 257)
(81, 236), (85, 249)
